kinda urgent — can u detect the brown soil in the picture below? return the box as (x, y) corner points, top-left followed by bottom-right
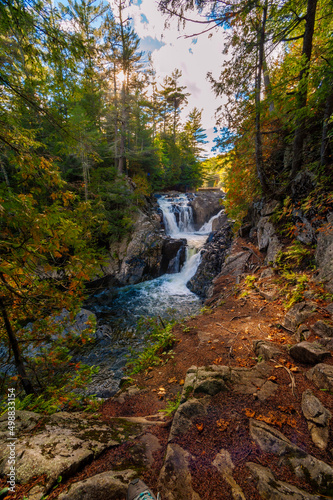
(3, 237), (333, 499)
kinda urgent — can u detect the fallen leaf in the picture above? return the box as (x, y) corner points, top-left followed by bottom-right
(244, 409), (255, 418)
(157, 387), (166, 399)
(168, 377), (177, 384)
(196, 423), (204, 432)
(216, 419), (229, 431)
(179, 379), (185, 386)
(210, 346), (216, 350)
(213, 357), (223, 364)
(268, 376), (277, 382)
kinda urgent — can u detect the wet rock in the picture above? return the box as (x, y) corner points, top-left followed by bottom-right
(247, 462), (322, 500)
(283, 301), (317, 331)
(161, 238), (186, 274)
(302, 389), (332, 450)
(306, 363), (333, 391)
(58, 470), (136, 500)
(312, 320), (333, 337)
(289, 341), (331, 365)
(212, 449), (246, 500)
(0, 411), (126, 494)
(212, 211), (228, 231)
(168, 397), (210, 441)
(295, 323), (311, 342)
(158, 443), (201, 500)
(187, 224), (233, 298)
(250, 419), (333, 495)
(315, 212), (333, 292)
(253, 340), (283, 361)
(189, 191), (223, 229)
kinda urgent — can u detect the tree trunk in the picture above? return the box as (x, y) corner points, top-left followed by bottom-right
(320, 83), (333, 167)
(255, 0), (270, 194)
(290, 0), (318, 179)
(0, 297), (35, 395)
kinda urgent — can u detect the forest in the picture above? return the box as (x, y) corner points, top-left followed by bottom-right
(0, 0), (333, 410)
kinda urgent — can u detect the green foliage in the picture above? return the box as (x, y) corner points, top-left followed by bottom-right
(275, 241), (313, 270)
(159, 392), (182, 417)
(126, 318), (176, 375)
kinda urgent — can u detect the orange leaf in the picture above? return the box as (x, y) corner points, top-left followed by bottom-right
(196, 423), (204, 432)
(244, 408), (255, 418)
(216, 419), (229, 431)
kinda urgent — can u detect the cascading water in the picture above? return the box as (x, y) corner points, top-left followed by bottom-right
(82, 193), (214, 397)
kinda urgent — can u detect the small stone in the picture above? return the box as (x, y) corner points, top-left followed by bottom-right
(253, 339), (283, 361)
(302, 389), (332, 450)
(284, 302), (316, 331)
(307, 363), (333, 391)
(295, 323), (311, 342)
(289, 341), (331, 365)
(312, 320), (333, 337)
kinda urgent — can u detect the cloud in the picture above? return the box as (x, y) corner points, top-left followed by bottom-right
(127, 0), (228, 155)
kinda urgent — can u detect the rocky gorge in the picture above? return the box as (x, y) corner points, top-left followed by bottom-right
(1, 190), (333, 500)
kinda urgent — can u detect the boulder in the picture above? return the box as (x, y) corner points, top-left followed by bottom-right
(306, 363), (333, 391)
(160, 238), (186, 274)
(295, 323), (311, 342)
(292, 209), (316, 245)
(312, 320), (333, 337)
(247, 462), (322, 500)
(253, 340), (283, 361)
(284, 302), (317, 331)
(157, 444), (201, 500)
(187, 224), (233, 298)
(189, 191), (223, 229)
(212, 449), (246, 500)
(250, 419), (333, 495)
(289, 341), (331, 365)
(0, 411), (139, 496)
(301, 389), (331, 450)
(104, 209), (165, 286)
(168, 397), (210, 442)
(257, 217), (283, 263)
(58, 470), (136, 500)
(315, 212), (333, 292)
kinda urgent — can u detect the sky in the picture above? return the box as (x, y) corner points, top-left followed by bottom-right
(125, 0), (228, 156)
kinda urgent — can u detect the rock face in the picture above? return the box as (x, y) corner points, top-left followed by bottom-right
(104, 209), (165, 286)
(187, 224), (233, 298)
(315, 212), (333, 292)
(188, 190), (223, 229)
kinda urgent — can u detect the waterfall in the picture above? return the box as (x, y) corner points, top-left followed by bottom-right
(157, 194), (194, 237)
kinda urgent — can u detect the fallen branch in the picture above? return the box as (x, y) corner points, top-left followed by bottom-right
(272, 360), (297, 397)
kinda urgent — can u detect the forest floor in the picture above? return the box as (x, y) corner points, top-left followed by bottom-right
(44, 236), (333, 499)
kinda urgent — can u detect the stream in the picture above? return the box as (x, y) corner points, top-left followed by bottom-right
(82, 193), (216, 398)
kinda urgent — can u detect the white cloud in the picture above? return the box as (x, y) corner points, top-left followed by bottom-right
(127, 0), (228, 155)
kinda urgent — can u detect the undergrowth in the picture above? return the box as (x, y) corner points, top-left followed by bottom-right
(126, 317), (176, 375)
